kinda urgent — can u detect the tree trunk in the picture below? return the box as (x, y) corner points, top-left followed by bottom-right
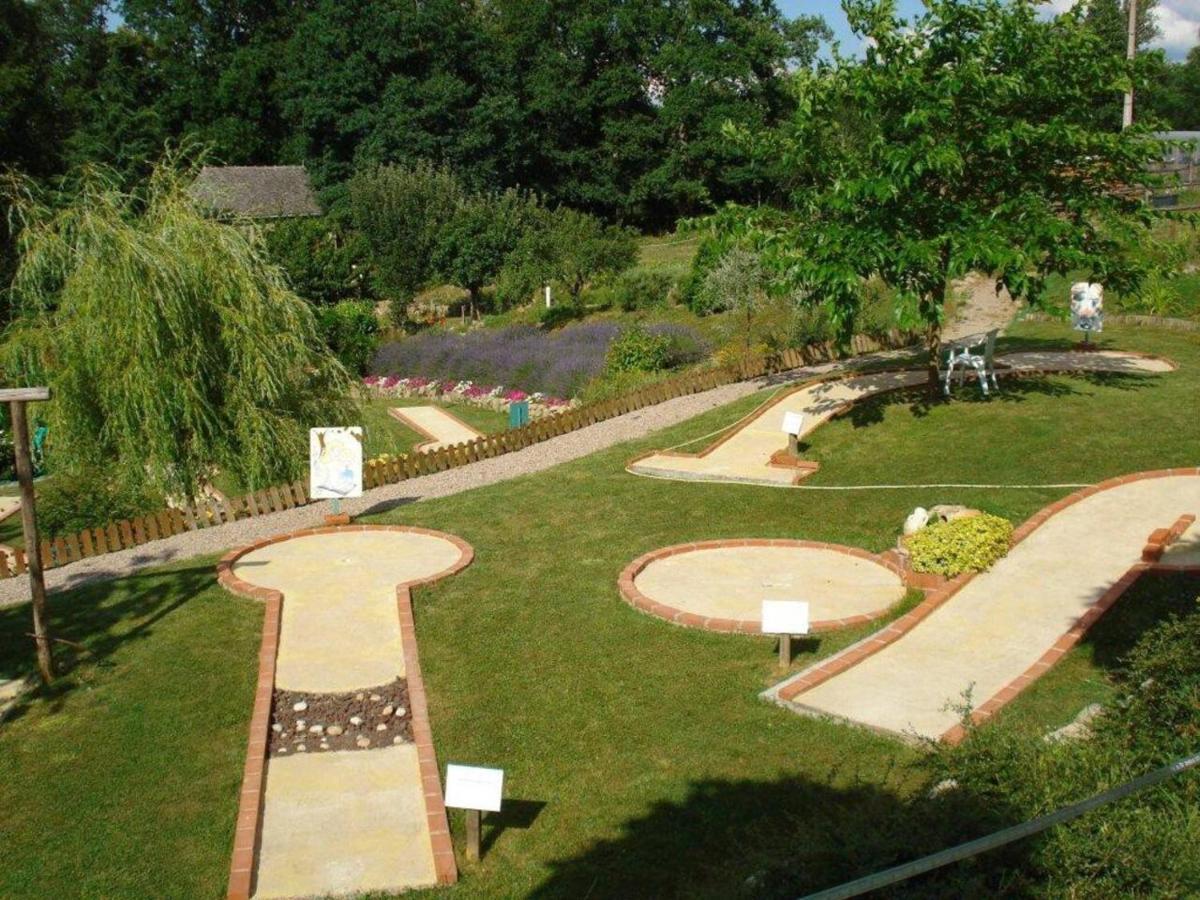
(926, 322), (942, 394)
(11, 400), (53, 684)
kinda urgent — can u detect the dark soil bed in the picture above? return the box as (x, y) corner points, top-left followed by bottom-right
(269, 678), (413, 756)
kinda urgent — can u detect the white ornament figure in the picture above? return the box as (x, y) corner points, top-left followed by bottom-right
(903, 507), (930, 536)
(1070, 282), (1104, 345)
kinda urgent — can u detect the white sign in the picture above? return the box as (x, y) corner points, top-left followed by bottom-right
(781, 412), (805, 437)
(444, 764), (504, 813)
(309, 427), (363, 499)
(761, 600), (810, 635)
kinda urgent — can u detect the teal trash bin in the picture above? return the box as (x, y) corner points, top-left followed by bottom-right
(508, 400), (530, 429)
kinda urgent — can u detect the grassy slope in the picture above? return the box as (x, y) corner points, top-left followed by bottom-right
(0, 321), (1197, 897)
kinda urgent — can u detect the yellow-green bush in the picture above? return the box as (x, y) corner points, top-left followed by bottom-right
(904, 513), (1014, 576)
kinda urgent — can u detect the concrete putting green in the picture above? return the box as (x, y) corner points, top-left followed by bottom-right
(620, 539), (907, 632)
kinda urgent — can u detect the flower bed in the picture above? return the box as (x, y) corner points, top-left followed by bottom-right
(361, 375), (577, 420)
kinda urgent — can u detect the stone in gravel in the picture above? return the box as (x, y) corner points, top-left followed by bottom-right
(393, 736), (403, 745)
(356, 736), (371, 749)
(376, 723), (388, 732)
(370, 693), (381, 701)
(292, 701), (308, 712)
(308, 724), (324, 735)
(382, 705), (394, 716)
(326, 725), (344, 736)
(355, 693), (364, 701)
(295, 721), (305, 731)
(297, 744), (307, 752)
(350, 715), (363, 726)
(395, 707), (406, 718)
(271, 723), (282, 732)
(320, 742), (330, 750)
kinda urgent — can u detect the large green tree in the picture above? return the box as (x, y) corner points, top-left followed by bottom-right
(2, 159), (352, 500)
(713, 0), (1163, 388)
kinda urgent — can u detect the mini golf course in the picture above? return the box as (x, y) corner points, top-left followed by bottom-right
(388, 406), (485, 452)
(629, 350), (1175, 487)
(218, 526), (472, 900)
(619, 349), (1197, 744)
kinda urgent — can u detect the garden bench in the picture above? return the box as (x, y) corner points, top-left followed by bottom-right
(943, 329), (999, 397)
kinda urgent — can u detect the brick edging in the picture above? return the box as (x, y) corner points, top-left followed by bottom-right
(217, 524), (474, 898)
(617, 538), (921, 634)
(770, 468), (1200, 743)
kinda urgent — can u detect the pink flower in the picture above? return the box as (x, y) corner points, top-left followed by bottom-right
(504, 390), (528, 402)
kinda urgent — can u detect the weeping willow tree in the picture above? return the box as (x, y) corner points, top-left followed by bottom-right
(1, 160), (354, 506)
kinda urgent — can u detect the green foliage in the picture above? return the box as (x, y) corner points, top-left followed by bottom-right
(1141, 48), (1200, 129)
(680, 235), (731, 313)
(613, 270), (674, 312)
(35, 468), (163, 538)
(928, 586), (1200, 896)
(904, 513), (1014, 576)
(713, 0), (1165, 385)
(536, 209), (638, 307)
(265, 217), (371, 306)
(605, 325), (671, 374)
(349, 162), (464, 302)
(1, 159), (353, 500)
(317, 300), (379, 375)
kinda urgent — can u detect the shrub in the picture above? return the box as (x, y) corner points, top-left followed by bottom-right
(37, 469), (163, 538)
(605, 325), (671, 374)
(317, 301), (379, 375)
(904, 513), (1013, 576)
(264, 217), (372, 306)
(614, 270), (673, 311)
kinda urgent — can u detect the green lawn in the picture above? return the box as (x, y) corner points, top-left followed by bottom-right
(0, 320), (1197, 897)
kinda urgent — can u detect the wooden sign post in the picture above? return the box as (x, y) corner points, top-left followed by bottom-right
(444, 763), (505, 862)
(1, 387), (53, 684)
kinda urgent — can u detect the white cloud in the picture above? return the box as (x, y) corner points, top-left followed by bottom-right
(1151, 0), (1200, 57)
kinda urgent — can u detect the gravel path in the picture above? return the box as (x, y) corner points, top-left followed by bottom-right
(0, 356), (894, 607)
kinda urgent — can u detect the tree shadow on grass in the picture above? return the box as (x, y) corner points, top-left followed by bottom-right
(0, 563), (219, 724)
(1077, 571), (1200, 672)
(527, 770), (1036, 899)
(839, 372), (1155, 431)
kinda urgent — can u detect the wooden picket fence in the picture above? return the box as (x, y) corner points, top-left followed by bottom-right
(5, 329), (915, 579)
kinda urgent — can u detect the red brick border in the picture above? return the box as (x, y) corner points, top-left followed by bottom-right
(617, 538), (922, 634)
(217, 524), (473, 899)
(769, 468), (1200, 744)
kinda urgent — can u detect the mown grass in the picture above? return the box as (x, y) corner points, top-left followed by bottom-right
(0, 320), (1196, 898)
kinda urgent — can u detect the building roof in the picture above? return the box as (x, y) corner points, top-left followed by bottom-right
(189, 165), (322, 218)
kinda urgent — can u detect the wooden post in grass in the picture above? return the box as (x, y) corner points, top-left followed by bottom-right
(465, 809), (481, 861)
(1, 387), (53, 684)
(778, 634), (792, 668)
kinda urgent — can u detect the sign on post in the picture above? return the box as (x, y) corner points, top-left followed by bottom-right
(761, 600), (810, 667)
(508, 401), (530, 429)
(309, 427), (363, 500)
(780, 412), (805, 457)
(445, 764), (505, 861)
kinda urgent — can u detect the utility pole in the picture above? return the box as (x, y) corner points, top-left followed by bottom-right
(1, 387), (53, 683)
(1122, 0), (1138, 128)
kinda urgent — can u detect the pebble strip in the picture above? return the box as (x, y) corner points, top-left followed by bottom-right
(269, 679), (412, 756)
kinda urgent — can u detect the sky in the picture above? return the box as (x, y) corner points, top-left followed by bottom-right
(779, 0), (1200, 59)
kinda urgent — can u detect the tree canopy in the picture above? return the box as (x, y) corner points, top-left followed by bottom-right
(2, 160), (352, 500)
(711, 0), (1164, 385)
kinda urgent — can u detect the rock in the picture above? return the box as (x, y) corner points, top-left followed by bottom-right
(393, 736), (404, 745)
(295, 721), (305, 731)
(903, 507), (929, 535)
(1044, 703), (1104, 744)
(326, 725), (344, 737)
(382, 705), (394, 717)
(369, 693), (381, 702)
(929, 504), (982, 523)
(376, 723), (388, 732)
(271, 723), (283, 733)
(355, 692), (365, 701)
(928, 778), (959, 798)
(308, 725), (324, 735)
(319, 742), (330, 750)
(356, 736), (371, 749)
(350, 716), (363, 726)
(394, 707), (406, 718)
(292, 701), (308, 713)
(296, 744), (307, 752)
